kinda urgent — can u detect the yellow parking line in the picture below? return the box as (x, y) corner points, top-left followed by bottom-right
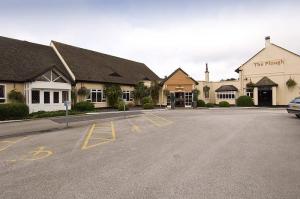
(111, 121), (116, 140)
(81, 122), (116, 150)
(144, 115), (161, 127)
(81, 123), (96, 150)
(0, 137), (27, 152)
(149, 113), (173, 124)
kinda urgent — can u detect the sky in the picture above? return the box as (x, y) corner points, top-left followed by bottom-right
(1, 0), (300, 81)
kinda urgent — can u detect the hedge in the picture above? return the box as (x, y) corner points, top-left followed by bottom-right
(197, 100), (206, 107)
(29, 110), (81, 119)
(218, 101), (230, 107)
(236, 96), (254, 107)
(73, 101), (95, 111)
(206, 103), (214, 107)
(0, 103), (29, 120)
(143, 103), (154, 109)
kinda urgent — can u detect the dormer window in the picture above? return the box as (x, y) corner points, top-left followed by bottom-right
(109, 72), (122, 77)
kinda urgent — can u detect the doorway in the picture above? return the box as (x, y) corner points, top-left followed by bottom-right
(258, 87), (272, 106)
(175, 92), (185, 107)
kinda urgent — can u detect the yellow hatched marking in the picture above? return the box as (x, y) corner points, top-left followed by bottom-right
(144, 113), (173, 127)
(81, 122), (116, 150)
(0, 137), (27, 152)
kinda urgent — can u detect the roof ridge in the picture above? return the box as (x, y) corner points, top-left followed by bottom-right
(0, 35), (50, 48)
(51, 40), (145, 65)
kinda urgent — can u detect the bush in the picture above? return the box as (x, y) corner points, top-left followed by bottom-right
(236, 96), (254, 107)
(0, 103), (29, 120)
(74, 101), (94, 111)
(197, 100), (206, 107)
(118, 101), (129, 111)
(8, 90), (25, 103)
(142, 96), (153, 105)
(143, 103), (154, 109)
(218, 101), (230, 107)
(206, 103), (214, 107)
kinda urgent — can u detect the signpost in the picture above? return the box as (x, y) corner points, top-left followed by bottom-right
(64, 101), (70, 128)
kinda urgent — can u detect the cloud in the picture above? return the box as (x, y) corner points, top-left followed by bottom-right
(0, 0), (300, 81)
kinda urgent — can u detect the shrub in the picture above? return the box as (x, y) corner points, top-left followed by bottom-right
(74, 101), (94, 111)
(219, 101), (230, 107)
(197, 100), (206, 107)
(236, 96), (254, 107)
(8, 90), (25, 103)
(118, 101), (129, 111)
(206, 103), (214, 107)
(143, 103), (154, 109)
(0, 103), (29, 120)
(142, 96), (153, 105)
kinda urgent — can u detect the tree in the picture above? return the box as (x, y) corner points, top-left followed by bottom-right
(105, 84), (122, 108)
(149, 81), (160, 105)
(133, 82), (148, 105)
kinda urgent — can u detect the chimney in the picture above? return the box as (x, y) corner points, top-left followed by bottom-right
(265, 36), (271, 47)
(205, 63), (209, 82)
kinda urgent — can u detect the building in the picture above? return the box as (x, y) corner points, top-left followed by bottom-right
(236, 36), (300, 106)
(51, 41), (160, 107)
(0, 36), (73, 113)
(161, 37), (300, 107)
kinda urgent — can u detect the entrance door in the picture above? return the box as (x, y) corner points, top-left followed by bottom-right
(175, 92), (185, 107)
(258, 87), (272, 106)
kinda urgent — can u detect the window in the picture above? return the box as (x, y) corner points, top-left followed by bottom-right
(102, 89), (106, 102)
(130, 91), (134, 101)
(32, 90), (40, 104)
(87, 89), (102, 102)
(0, 85), (5, 103)
(44, 91), (50, 104)
(167, 94), (171, 106)
(62, 91), (69, 102)
(35, 70), (67, 83)
(217, 91), (236, 99)
(123, 91), (130, 101)
(185, 92), (193, 106)
(246, 88), (254, 98)
(54, 92), (59, 104)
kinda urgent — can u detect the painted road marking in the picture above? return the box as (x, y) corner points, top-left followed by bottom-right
(7, 146), (53, 162)
(126, 118), (141, 133)
(81, 122), (116, 150)
(0, 137), (27, 153)
(144, 113), (173, 127)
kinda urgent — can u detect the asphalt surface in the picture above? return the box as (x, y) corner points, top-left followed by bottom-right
(0, 109), (299, 199)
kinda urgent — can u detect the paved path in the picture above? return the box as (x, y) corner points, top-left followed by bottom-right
(0, 109), (299, 199)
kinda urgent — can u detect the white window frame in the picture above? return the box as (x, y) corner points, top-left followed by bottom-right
(86, 89), (103, 103)
(0, 84), (6, 103)
(184, 92), (193, 106)
(246, 88), (254, 99)
(217, 91), (236, 99)
(122, 91), (131, 101)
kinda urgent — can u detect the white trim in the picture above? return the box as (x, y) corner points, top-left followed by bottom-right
(0, 84), (6, 103)
(50, 41), (76, 81)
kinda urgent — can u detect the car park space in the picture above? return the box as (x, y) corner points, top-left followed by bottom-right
(0, 109), (300, 199)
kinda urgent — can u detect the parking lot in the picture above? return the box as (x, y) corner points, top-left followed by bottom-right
(0, 109), (300, 199)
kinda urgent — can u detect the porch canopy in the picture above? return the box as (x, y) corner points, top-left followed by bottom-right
(254, 76), (278, 87)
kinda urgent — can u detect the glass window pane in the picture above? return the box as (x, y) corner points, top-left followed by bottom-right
(92, 92), (97, 102)
(0, 85), (4, 98)
(97, 91), (102, 102)
(32, 90), (40, 104)
(62, 91), (69, 102)
(44, 91), (50, 104)
(43, 71), (51, 80)
(54, 92), (59, 103)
